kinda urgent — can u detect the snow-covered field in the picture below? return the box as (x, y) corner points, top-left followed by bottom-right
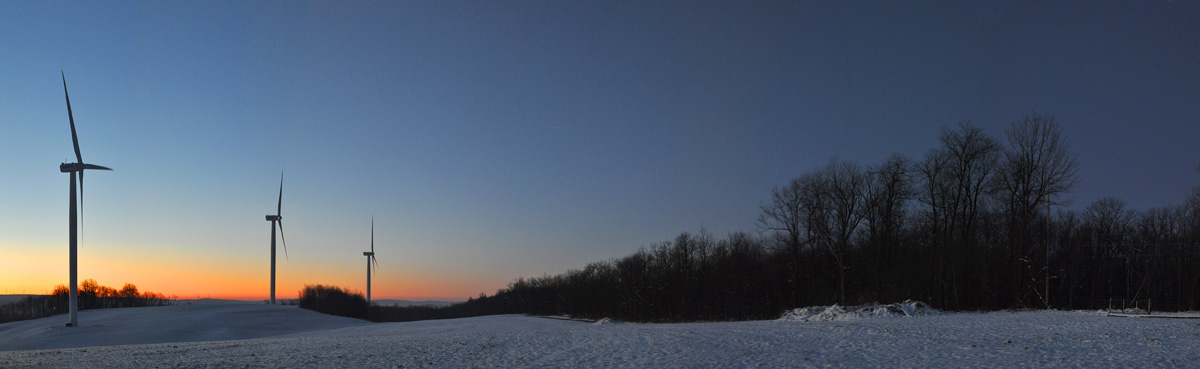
(1, 303), (1198, 368)
(0, 304), (369, 351)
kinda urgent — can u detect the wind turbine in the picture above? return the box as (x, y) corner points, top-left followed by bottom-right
(363, 216), (378, 303)
(59, 72), (111, 327)
(265, 172), (288, 304)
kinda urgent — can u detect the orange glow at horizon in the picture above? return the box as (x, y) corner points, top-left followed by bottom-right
(1, 243), (499, 302)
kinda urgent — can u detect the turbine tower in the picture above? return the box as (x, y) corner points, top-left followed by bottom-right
(59, 72), (111, 327)
(266, 173), (288, 304)
(363, 216), (378, 303)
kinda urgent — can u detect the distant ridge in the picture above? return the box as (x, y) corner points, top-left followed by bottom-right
(5, 295), (457, 308)
(178, 298), (259, 305)
(371, 299), (456, 307)
(0, 295), (39, 306)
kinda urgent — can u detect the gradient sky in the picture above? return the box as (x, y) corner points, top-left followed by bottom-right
(2, 2), (1198, 301)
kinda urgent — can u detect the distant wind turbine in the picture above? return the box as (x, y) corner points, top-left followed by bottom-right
(59, 72), (111, 327)
(266, 172), (288, 304)
(363, 216), (378, 303)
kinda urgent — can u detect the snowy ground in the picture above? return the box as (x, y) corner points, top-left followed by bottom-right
(0, 304), (369, 351)
(1, 304), (1199, 368)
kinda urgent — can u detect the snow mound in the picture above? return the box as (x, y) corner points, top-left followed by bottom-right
(593, 318), (621, 325)
(780, 300), (939, 322)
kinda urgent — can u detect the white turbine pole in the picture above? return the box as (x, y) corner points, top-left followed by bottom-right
(366, 253), (371, 303)
(270, 220), (276, 305)
(67, 170), (78, 327)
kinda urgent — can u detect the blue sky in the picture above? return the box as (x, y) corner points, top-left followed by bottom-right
(2, 1), (1198, 299)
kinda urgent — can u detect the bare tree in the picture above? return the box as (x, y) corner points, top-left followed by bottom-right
(916, 122), (1001, 308)
(864, 154), (913, 248)
(919, 123), (1001, 244)
(758, 177), (807, 305)
(759, 180), (804, 254)
(1082, 197), (1138, 299)
(943, 122), (1002, 245)
(758, 167), (840, 306)
(996, 113), (1078, 210)
(1083, 197), (1137, 249)
(995, 113), (1078, 306)
(863, 153), (913, 296)
(119, 283), (139, 299)
(825, 160), (866, 304)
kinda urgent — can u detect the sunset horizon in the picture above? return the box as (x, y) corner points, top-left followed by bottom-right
(4, 2), (1200, 367)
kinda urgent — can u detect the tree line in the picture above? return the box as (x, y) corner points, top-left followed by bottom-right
(0, 279), (175, 324)
(347, 113), (1200, 322)
(298, 284), (369, 319)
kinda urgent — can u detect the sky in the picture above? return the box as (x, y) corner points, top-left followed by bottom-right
(1, 1), (1198, 301)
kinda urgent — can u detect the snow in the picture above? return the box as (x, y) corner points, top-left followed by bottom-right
(780, 301), (941, 322)
(2, 303), (1199, 368)
(1107, 312), (1200, 319)
(593, 317), (620, 325)
(0, 304), (369, 351)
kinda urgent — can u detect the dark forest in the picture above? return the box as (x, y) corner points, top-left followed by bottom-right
(370, 113), (1200, 322)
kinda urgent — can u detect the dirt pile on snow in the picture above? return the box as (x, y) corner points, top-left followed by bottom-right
(780, 300), (939, 322)
(593, 318), (621, 325)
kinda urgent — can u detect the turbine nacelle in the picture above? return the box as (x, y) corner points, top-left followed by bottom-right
(265, 215), (281, 221)
(59, 163), (111, 173)
(364, 217), (378, 304)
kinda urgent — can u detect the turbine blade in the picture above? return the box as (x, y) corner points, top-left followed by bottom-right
(80, 164), (112, 170)
(277, 172), (283, 217)
(371, 256), (378, 274)
(62, 72), (82, 165)
(78, 169), (85, 230)
(371, 216), (374, 253)
(277, 220), (289, 261)
(75, 169), (108, 246)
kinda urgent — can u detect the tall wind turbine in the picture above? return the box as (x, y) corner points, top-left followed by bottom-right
(265, 173), (288, 304)
(59, 72), (111, 327)
(363, 216), (378, 303)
